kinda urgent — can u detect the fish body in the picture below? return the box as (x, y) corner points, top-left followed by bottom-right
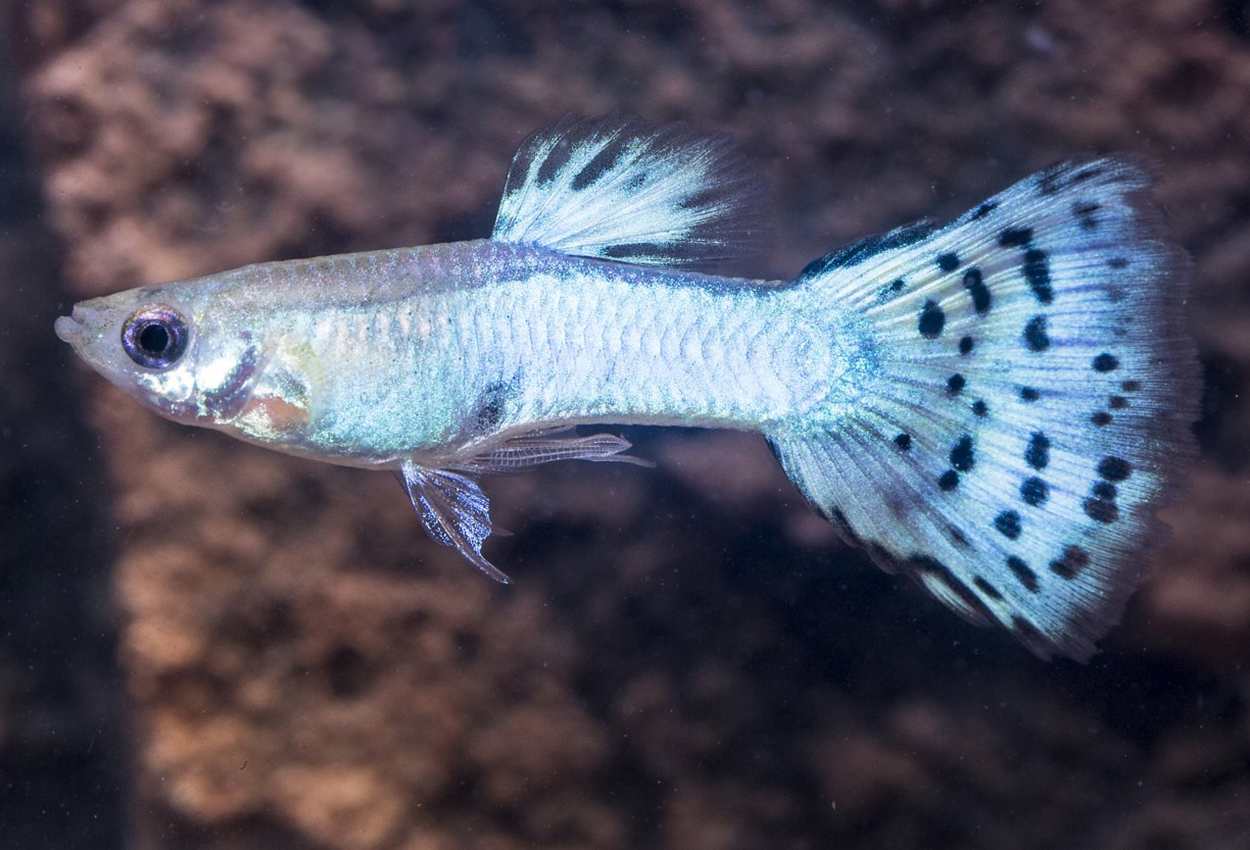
(56, 114), (1198, 659)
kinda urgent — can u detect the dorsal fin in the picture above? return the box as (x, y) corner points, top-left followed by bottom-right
(491, 113), (767, 268)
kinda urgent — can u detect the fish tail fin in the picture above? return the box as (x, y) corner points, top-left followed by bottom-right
(766, 158), (1198, 660)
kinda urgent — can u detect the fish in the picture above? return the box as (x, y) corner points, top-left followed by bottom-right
(55, 114), (1198, 660)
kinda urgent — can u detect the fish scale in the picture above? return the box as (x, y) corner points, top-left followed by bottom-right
(54, 114), (1197, 658)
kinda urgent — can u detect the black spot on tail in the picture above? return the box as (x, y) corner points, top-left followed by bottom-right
(1097, 456), (1131, 481)
(910, 556), (993, 620)
(1049, 546), (1090, 580)
(1012, 615), (1044, 643)
(1006, 556), (1040, 592)
(1019, 387), (1040, 402)
(963, 268), (991, 314)
(937, 252), (960, 272)
(950, 435), (975, 472)
(1083, 492), (1119, 523)
(1025, 432), (1050, 470)
(1023, 316), (1050, 352)
(938, 470), (960, 491)
(947, 374), (966, 395)
(959, 335), (974, 355)
(1020, 476), (1049, 506)
(1023, 248), (1053, 304)
(994, 510), (1022, 540)
(878, 278), (906, 301)
(799, 223), (935, 278)
(974, 577), (1002, 599)
(998, 227), (1033, 248)
(1092, 353), (1120, 372)
(894, 433), (912, 451)
(1073, 200), (1101, 231)
(971, 201), (998, 221)
(919, 300), (946, 338)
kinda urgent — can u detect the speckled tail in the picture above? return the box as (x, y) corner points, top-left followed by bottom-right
(769, 158), (1199, 660)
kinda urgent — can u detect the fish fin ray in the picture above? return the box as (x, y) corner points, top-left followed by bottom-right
(452, 429), (652, 474)
(492, 113), (767, 268)
(773, 156), (1197, 660)
(398, 461), (510, 583)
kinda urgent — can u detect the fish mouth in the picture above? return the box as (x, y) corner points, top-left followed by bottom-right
(54, 309), (85, 344)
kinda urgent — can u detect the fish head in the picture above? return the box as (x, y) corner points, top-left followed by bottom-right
(55, 280), (265, 426)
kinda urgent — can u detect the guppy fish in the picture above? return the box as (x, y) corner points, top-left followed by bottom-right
(56, 114), (1197, 659)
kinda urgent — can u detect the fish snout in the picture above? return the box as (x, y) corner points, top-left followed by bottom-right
(54, 309), (85, 344)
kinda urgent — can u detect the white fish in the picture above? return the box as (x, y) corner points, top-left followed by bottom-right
(55, 114), (1198, 659)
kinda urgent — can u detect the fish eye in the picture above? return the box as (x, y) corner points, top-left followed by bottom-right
(122, 307), (188, 369)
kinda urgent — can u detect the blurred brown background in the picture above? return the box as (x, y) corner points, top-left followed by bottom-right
(2, 1), (1249, 848)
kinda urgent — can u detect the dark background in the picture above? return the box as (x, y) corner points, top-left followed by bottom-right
(2, 1), (1249, 848)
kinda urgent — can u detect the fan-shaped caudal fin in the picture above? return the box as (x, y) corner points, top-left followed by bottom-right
(769, 158), (1197, 660)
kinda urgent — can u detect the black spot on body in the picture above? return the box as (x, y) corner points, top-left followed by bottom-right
(1049, 545), (1090, 580)
(1098, 456), (1131, 481)
(963, 268), (991, 314)
(971, 201), (999, 221)
(937, 252), (960, 272)
(938, 470), (959, 491)
(1020, 476), (1049, 506)
(974, 577), (1002, 599)
(1023, 248), (1053, 303)
(999, 227), (1033, 248)
(1020, 387), (1040, 402)
(1006, 556), (1040, 592)
(1093, 353), (1120, 372)
(1091, 411), (1112, 426)
(947, 374), (966, 395)
(919, 300), (946, 338)
(1023, 316), (1050, 351)
(959, 335), (974, 355)
(470, 381), (510, 434)
(950, 435), (975, 472)
(1025, 432), (1050, 470)
(994, 510), (1022, 540)
(972, 400), (988, 417)
(894, 433), (912, 451)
